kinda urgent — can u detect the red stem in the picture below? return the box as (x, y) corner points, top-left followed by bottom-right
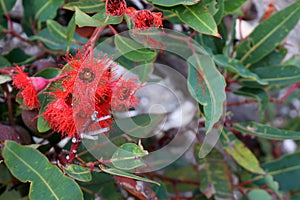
(67, 136), (81, 164)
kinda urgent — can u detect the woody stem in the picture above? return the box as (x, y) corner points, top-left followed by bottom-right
(67, 136), (81, 164)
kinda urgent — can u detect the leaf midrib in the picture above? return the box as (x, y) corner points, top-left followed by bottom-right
(5, 145), (59, 200)
(240, 5), (300, 62)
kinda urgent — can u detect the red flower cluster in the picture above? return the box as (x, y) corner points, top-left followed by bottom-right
(105, 0), (163, 30)
(42, 49), (140, 138)
(12, 67), (63, 109)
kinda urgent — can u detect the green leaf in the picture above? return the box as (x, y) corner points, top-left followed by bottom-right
(93, 9), (123, 25)
(0, 75), (11, 84)
(262, 152), (300, 191)
(0, 56), (11, 68)
(250, 47), (287, 69)
(213, 0), (224, 25)
(248, 189), (272, 200)
(264, 175), (282, 199)
(241, 65), (300, 86)
(79, 172), (122, 200)
(233, 121), (300, 140)
(187, 54), (226, 133)
(4, 48), (31, 65)
(213, 54), (267, 85)
(66, 15), (76, 52)
(233, 87), (268, 119)
(23, 0), (64, 22)
(149, 0), (200, 7)
(236, 1), (300, 65)
(221, 132), (265, 174)
(174, 4), (220, 37)
(47, 19), (68, 42)
(63, 0), (104, 13)
(99, 166), (160, 185)
(114, 35), (157, 62)
(3, 141), (83, 200)
(111, 143), (148, 170)
(64, 165), (92, 182)
(223, 0), (246, 14)
(196, 145), (233, 199)
(74, 7), (104, 27)
(131, 63), (154, 82)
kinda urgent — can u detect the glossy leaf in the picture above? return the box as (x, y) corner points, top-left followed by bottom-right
(262, 152), (300, 191)
(99, 166), (160, 185)
(236, 1), (300, 65)
(248, 189), (272, 200)
(233, 87), (268, 119)
(213, 54), (267, 85)
(63, 0), (104, 13)
(47, 19), (69, 42)
(23, 0), (64, 22)
(114, 35), (157, 62)
(93, 9), (123, 25)
(250, 47), (287, 69)
(196, 146), (233, 199)
(241, 65), (300, 86)
(3, 141), (83, 200)
(221, 133), (265, 174)
(149, 0), (199, 7)
(111, 143), (148, 170)
(74, 7), (104, 27)
(64, 165), (92, 182)
(174, 4), (220, 37)
(187, 54), (226, 133)
(223, 0), (246, 14)
(233, 121), (300, 140)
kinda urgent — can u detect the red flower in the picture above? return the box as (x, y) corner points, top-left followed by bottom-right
(125, 7), (136, 16)
(12, 66), (63, 109)
(43, 93), (77, 138)
(106, 0), (127, 17)
(111, 78), (140, 111)
(132, 10), (163, 30)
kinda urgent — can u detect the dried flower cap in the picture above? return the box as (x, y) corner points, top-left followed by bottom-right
(132, 10), (163, 30)
(106, 0), (127, 17)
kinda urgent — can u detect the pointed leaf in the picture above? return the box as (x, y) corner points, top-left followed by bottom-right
(262, 152), (300, 191)
(114, 35), (157, 62)
(149, 0), (200, 7)
(74, 7), (104, 27)
(236, 1), (300, 65)
(213, 54), (267, 85)
(187, 54), (226, 133)
(99, 166), (160, 185)
(63, 0), (104, 13)
(221, 133), (265, 174)
(64, 165), (92, 182)
(174, 4), (220, 37)
(111, 143), (148, 170)
(224, 0), (246, 14)
(196, 145), (233, 199)
(3, 141), (83, 200)
(233, 122), (300, 140)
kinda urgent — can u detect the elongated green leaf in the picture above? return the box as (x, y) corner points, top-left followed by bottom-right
(236, 1), (300, 65)
(99, 166), (160, 185)
(250, 47), (287, 69)
(93, 9), (123, 25)
(149, 0), (199, 7)
(74, 7), (104, 27)
(23, 0), (64, 22)
(224, 0), (246, 14)
(63, 0), (104, 13)
(3, 141), (83, 200)
(221, 133), (265, 174)
(233, 121), (300, 140)
(64, 165), (92, 182)
(213, 54), (267, 85)
(233, 87), (268, 119)
(248, 189), (272, 200)
(114, 35), (157, 62)
(111, 143), (148, 170)
(174, 4), (220, 37)
(261, 152), (300, 191)
(47, 19), (68, 41)
(187, 54), (226, 133)
(196, 146), (233, 199)
(241, 65), (300, 86)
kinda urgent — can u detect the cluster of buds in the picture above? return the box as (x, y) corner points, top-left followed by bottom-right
(106, 0), (163, 29)
(12, 49), (140, 138)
